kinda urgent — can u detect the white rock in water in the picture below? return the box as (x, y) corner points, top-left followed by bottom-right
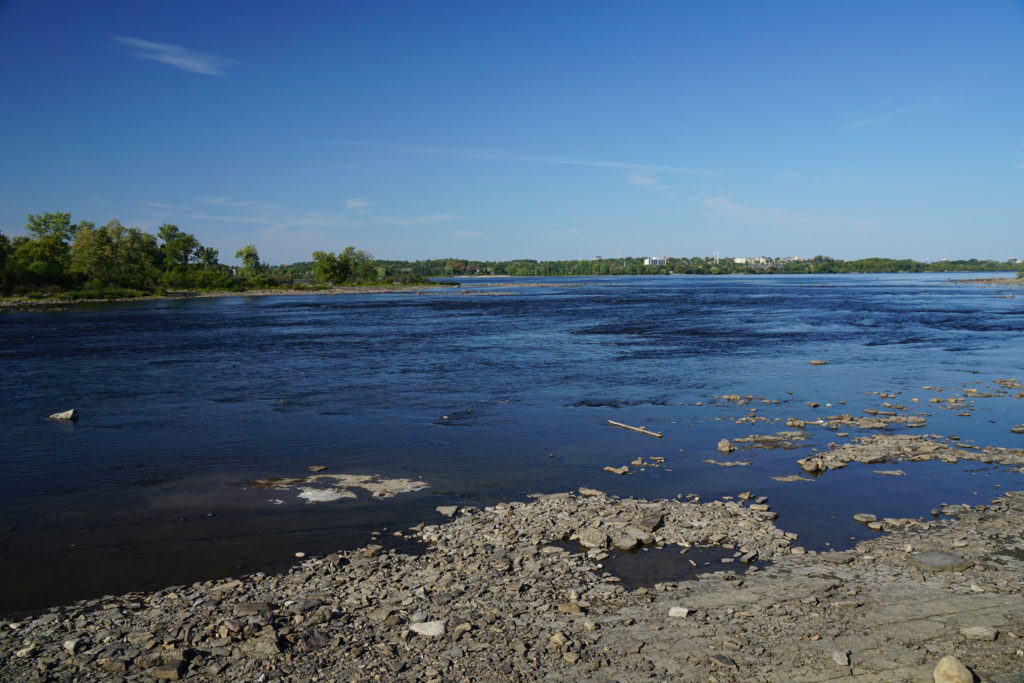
(297, 487), (357, 503)
(410, 620), (446, 637)
(933, 655), (973, 683)
(49, 409), (77, 421)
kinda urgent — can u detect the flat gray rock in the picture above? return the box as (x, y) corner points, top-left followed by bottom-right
(908, 551), (974, 572)
(819, 551), (855, 564)
(960, 625), (998, 640)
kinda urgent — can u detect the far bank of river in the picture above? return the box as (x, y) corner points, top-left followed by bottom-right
(2, 271), (1021, 310)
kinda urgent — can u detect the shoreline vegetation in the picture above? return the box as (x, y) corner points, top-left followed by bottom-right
(0, 212), (434, 306)
(1, 212), (1021, 307)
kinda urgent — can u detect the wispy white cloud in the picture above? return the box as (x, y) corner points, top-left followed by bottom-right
(114, 36), (238, 76)
(143, 201), (170, 208)
(335, 141), (717, 176)
(373, 214), (461, 227)
(542, 227), (587, 237)
(453, 229), (481, 238)
(188, 197), (459, 232)
(186, 212), (279, 225)
(201, 196), (278, 210)
(701, 197), (876, 233)
(345, 198), (373, 213)
(843, 109), (904, 130)
(626, 173), (658, 186)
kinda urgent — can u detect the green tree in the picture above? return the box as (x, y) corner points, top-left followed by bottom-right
(312, 250), (349, 283)
(113, 226), (161, 289)
(194, 245), (219, 267)
(0, 232), (11, 293)
(157, 224), (199, 271)
(312, 247), (380, 284)
(26, 212), (76, 243)
(70, 222), (113, 283)
(13, 212), (76, 284)
(235, 244), (265, 281)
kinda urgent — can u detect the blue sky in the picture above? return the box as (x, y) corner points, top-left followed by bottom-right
(1, 1), (1022, 264)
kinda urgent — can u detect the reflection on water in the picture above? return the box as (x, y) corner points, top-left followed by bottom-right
(1, 273), (1023, 612)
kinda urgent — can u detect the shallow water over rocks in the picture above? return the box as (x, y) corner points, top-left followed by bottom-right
(1, 272), (1023, 613)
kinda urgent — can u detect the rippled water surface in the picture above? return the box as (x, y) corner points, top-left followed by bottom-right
(2, 273), (1023, 612)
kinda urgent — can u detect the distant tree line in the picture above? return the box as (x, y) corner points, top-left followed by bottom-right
(378, 254), (1024, 278)
(2, 212), (1020, 298)
(0, 212), (419, 298)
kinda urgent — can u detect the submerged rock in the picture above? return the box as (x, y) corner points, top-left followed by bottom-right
(772, 474), (813, 482)
(252, 473), (429, 503)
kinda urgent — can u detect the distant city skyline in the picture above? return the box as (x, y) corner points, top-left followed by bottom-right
(1, 1), (1022, 264)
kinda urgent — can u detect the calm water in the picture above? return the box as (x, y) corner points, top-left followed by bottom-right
(2, 273), (1023, 613)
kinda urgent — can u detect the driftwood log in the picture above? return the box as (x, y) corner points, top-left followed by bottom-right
(607, 420), (662, 438)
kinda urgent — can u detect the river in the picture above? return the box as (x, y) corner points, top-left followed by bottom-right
(1, 273), (1022, 613)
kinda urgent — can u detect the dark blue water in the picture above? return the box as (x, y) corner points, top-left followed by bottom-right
(2, 273), (1023, 613)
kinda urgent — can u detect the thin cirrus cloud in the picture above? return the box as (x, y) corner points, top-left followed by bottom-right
(373, 214), (461, 227)
(202, 197), (278, 210)
(335, 141), (717, 176)
(186, 197), (460, 231)
(625, 173), (658, 186)
(701, 197), (876, 233)
(842, 109), (905, 130)
(344, 198), (374, 213)
(113, 36), (238, 76)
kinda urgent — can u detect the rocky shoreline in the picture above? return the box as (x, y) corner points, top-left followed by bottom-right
(3, 471), (1024, 681)
(4, 377), (1024, 681)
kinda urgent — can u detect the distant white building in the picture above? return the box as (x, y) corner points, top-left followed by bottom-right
(644, 256), (667, 266)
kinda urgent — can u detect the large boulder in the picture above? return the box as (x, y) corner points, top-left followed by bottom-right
(932, 655), (973, 683)
(577, 528), (609, 550)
